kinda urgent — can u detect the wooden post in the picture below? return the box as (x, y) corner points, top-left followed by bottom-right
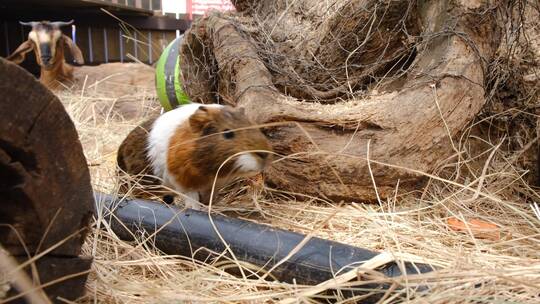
(0, 58), (93, 302)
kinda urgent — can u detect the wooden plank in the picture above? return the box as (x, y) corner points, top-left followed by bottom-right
(147, 31), (153, 63)
(121, 29), (135, 62)
(158, 31), (169, 53)
(151, 0), (161, 11)
(164, 31), (177, 49)
(6, 21), (23, 56)
(1, 21), (9, 57)
(1, 0), (153, 16)
(91, 26), (105, 63)
(103, 28), (110, 62)
(149, 30), (165, 62)
(87, 27), (95, 63)
(107, 27), (121, 61)
(0, 9), (190, 31)
(133, 31), (139, 60)
(135, 30), (150, 63)
(148, 30), (157, 63)
(118, 28), (125, 62)
(75, 25), (91, 63)
(141, 0), (150, 10)
(4, 22), (16, 57)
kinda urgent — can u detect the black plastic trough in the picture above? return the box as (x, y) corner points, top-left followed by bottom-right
(94, 192), (433, 301)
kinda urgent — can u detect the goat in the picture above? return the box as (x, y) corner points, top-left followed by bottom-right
(7, 20), (84, 89)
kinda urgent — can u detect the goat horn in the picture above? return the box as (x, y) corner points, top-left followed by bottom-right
(50, 20), (74, 27)
(19, 21), (37, 27)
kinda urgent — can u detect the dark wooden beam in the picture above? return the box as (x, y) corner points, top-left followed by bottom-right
(0, 10), (190, 32)
(0, 0), (154, 15)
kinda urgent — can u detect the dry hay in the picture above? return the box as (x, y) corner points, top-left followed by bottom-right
(56, 70), (540, 303)
(72, 62), (155, 99)
(46, 0), (540, 303)
(60, 88), (540, 303)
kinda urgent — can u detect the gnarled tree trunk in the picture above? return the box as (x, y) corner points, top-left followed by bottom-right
(179, 0), (501, 201)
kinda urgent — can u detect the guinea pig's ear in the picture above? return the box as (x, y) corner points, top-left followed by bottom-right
(189, 106), (212, 133)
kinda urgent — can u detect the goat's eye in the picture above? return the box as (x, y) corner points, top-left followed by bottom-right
(223, 129), (235, 139)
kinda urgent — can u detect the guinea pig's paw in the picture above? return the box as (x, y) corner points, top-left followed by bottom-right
(184, 200), (207, 211)
(183, 192), (207, 211)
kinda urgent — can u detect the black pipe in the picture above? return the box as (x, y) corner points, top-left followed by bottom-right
(94, 192), (434, 300)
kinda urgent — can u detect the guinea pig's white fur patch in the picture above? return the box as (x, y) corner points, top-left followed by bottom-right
(146, 103), (223, 184)
(236, 153), (262, 174)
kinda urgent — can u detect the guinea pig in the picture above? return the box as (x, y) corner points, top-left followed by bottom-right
(117, 103), (272, 210)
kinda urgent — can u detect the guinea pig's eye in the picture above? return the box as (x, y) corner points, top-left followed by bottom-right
(223, 129), (235, 139)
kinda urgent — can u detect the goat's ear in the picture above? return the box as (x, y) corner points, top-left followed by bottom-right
(61, 34), (84, 64)
(6, 40), (34, 64)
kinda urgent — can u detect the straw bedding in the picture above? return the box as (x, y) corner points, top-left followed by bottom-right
(57, 76), (540, 304)
(53, 0), (540, 302)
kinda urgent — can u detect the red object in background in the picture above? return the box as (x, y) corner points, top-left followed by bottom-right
(187, 0), (234, 20)
(187, 0), (192, 20)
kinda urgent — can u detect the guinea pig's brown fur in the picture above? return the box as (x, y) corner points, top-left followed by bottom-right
(117, 116), (156, 177)
(167, 106), (271, 192)
(116, 115), (162, 198)
(117, 104), (272, 207)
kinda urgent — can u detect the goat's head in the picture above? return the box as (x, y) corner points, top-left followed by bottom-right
(7, 20), (84, 69)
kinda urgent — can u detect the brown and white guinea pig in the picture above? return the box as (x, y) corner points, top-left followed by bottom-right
(117, 103), (272, 210)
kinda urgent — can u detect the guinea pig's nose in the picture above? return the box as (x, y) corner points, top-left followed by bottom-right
(255, 152), (268, 160)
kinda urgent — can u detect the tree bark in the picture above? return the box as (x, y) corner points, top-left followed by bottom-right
(180, 0), (501, 201)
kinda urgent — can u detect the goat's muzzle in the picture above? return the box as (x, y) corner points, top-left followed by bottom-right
(39, 43), (53, 69)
